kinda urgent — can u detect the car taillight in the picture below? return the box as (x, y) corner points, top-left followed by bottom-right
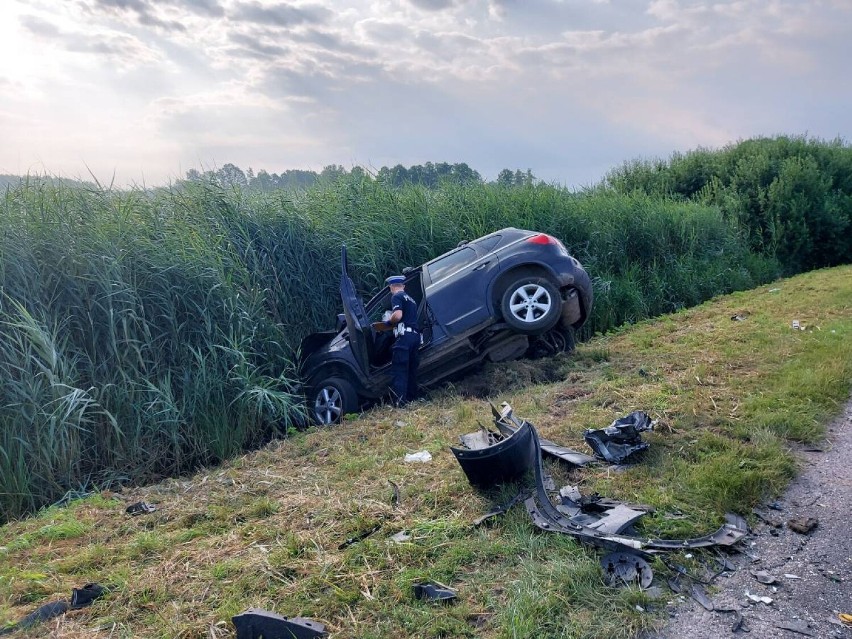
(526, 233), (556, 245)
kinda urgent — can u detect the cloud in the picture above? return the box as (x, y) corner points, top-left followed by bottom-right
(91, 0), (187, 31)
(18, 13), (163, 67)
(406, 0), (457, 10)
(229, 1), (331, 27)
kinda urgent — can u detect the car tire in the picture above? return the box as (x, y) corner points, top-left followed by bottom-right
(310, 377), (358, 425)
(500, 276), (561, 335)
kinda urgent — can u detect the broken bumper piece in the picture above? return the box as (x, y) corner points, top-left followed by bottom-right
(450, 419), (536, 488)
(583, 411), (654, 464)
(232, 609), (327, 639)
(524, 421), (748, 553)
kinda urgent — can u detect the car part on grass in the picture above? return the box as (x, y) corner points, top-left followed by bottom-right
(389, 480), (400, 508)
(338, 524), (382, 550)
(600, 551), (654, 589)
(451, 420), (536, 488)
(0, 583), (106, 636)
(472, 489), (529, 526)
(523, 420), (748, 554)
(491, 402), (596, 467)
(232, 609), (327, 639)
(557, 485), (652, 534)
(125, 501), (157, 516)
(752, 570), (776, 584)
(412, 581), (458, 603)
(583, 412), (655, 464)
(404, 450), (432, 463)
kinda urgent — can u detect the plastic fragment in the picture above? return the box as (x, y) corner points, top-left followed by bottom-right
(745, 591), (773, 605)
(783, 574), (800, 579)
(787, 517), (818, 534)
(752, 570), (776, 584)
(412, 581), (457, 603)
(775, 620), (813, 636)
(404, 451), (432, 463)
(839, 613), (852, 625)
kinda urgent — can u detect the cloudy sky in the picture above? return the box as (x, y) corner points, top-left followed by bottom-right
(1, 0), (850, 186)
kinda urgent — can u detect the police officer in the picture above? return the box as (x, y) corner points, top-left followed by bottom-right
(384, 275), (420, 406)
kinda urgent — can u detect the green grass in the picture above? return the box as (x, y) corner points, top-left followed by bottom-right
(0, 266), (849, 638)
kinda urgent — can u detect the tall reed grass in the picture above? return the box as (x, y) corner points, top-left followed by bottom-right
(0, 175), (779, 521)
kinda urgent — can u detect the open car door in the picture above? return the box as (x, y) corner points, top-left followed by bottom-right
(340, 246), (371, 374)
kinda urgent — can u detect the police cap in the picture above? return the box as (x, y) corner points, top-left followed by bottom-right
(385, 275), (406, 285)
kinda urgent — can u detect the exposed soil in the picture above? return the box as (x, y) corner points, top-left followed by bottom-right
(657, 397), (852, 639)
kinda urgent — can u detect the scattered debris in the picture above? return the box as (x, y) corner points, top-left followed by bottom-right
(522, 421), (748, 553)
(839, 613), (852, 626)
(745, 591), (773, 605)
(751, 570), (777, 584)
(557, 485), (652, 534)
(583, 411), (655, 464)
(787, 516), (818, 534)
(600, 551), (654, 589)
(752, 508), (783, 528)
(338, 524), (381, 550)
(731, 312), (749, 321)
(783, 574), (801, 579)
(0, 583), (106, 636)
(689, 583), (714, 611)
(412, 581), (458, 603)
(125, 501), (157, 516)
(388, 480), (400, 508)
(472, 489), (527, 526)
(389, 531), (411, 543)
(791, 319), (804, 330)
(775, 620), (814, 636)
(730, 611), (748, 633)
(232, 609), (327, 639)
(404, 451), (432, 463)
(451, 419), (535, 488)
(490, 403), (596, 467)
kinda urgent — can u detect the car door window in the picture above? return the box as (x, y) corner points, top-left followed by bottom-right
(427, 247), (476, 282)
(473, 234), (501, 254)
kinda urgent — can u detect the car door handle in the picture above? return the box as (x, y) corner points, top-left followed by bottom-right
(473, 261), (490, 271)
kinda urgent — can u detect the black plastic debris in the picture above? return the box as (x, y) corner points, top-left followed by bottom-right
(600, 551), (653, 589)
(412, 581), (458, 604)
(523, 419), (748, 553)
(451, 420), (535, 488)
(491, 403), (596, 467)
(232, 609), (327, 639)
(338, 524), (381, 550)
(0, 583), (106, 636)
(125, 501), (157, 516)
(557, 485), (652, 534)
(583, 412), (654, 464)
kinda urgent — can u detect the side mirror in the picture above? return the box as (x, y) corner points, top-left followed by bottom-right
(402, 266), (413, 274)
(336, 313), (346, 332)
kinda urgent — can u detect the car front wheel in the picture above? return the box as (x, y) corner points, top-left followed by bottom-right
(310, 377), (358, 425)
(500, 276), (561, 335)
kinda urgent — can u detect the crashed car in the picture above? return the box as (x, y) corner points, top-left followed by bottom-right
(300, 228), (593, 424)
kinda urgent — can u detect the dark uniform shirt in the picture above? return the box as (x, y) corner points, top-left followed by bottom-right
(391, 291), (418, 328)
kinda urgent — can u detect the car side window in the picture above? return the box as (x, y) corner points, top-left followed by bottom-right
(473, 234), (501, 253)
(427, 247), (477, 282)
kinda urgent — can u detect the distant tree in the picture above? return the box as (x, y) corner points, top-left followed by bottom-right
(497, 169), (515, 187)
(216, 163), (248, 189)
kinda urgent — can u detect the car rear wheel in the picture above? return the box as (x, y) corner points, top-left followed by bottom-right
(500, 276), (561, 335)
(311, 377), (358, 425)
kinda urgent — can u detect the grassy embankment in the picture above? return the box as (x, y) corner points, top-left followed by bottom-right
(1, 265), (850, 638)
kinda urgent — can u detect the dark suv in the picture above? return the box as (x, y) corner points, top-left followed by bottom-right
(300, 228), (593, 424)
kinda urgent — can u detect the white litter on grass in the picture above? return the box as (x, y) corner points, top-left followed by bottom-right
(769, 288), (780, 293)
(390, 531), (411, 543)
(404, 451), (432, 463)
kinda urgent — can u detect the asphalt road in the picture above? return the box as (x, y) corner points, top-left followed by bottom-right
(657, 396), (852, 639)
